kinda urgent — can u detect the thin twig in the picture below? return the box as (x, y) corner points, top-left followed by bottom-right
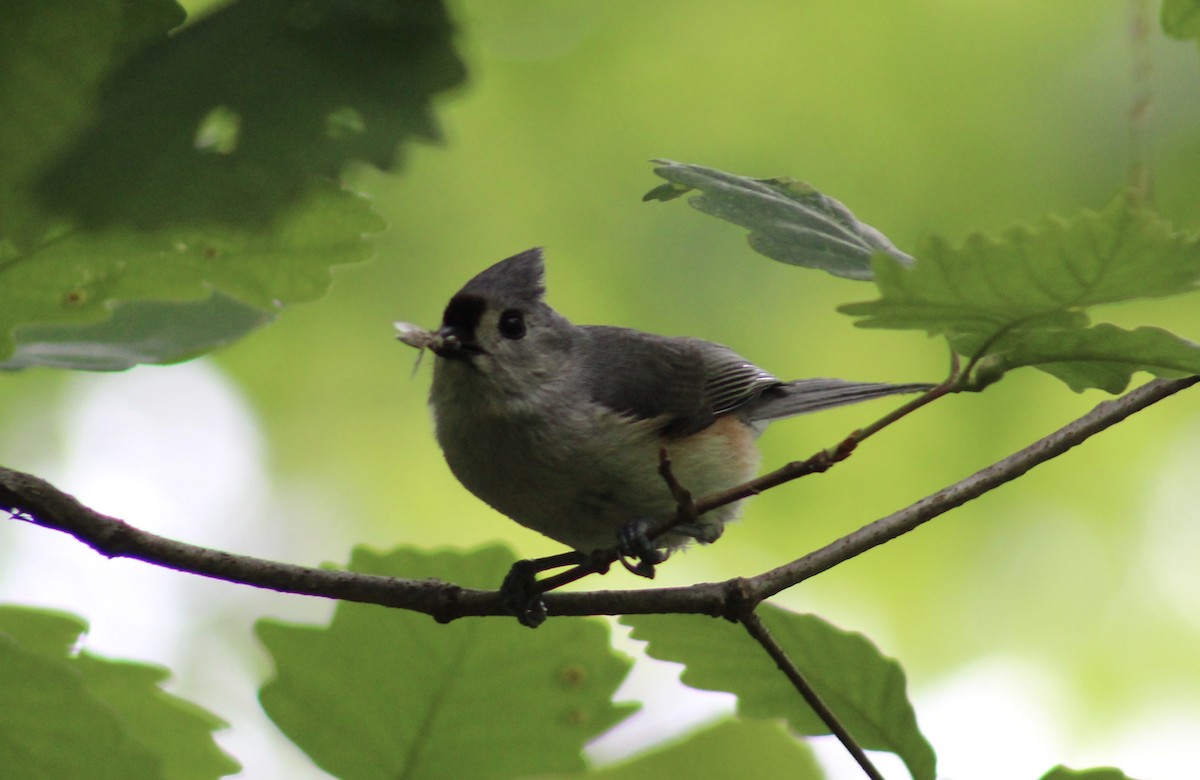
(693, 363), (962, 519)
(1127, 0), (1154, 202)
(740, 610), (885, 780)
(851, 368), (959, 446)
(750, 374), (1200, 600)
(657, 448), (694, 512)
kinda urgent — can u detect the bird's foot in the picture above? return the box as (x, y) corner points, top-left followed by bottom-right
(616, 517), (669, 579)
(500, 550), (605, 628)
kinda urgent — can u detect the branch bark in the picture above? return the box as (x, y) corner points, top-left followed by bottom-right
(740, 609), (885, 780)
(3, 376), (1196, 622)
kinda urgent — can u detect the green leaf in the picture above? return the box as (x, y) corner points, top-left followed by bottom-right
(0, 636), (162, 780)
(1161, 0), (1200, 40)
(0, 0), (184, 250)
(1038, 765), (1142, 780)
(840, 192), (1200, 391)
(644, 160), (912, 280)
(550, 719), (822, 780)
(0, 603), (87, 656)
(74, 655), (240, 780)
(623, 605), (936, 780)
(976, 324), (1200, 394)
(3, 293), (275, 371)
(0, 183), (385, 369)
(36, 0), (467, 230)
(2, 0), (448, 369)
(0, 604), (239, 780)
(257, 546), (636, 780)
(845, 194), (1200, 331)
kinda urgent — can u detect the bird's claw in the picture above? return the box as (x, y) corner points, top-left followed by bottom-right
(500, 560), (548, 628)
(617, 517), (669, 579)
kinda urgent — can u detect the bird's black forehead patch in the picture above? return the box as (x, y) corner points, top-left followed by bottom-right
(442, 293), (487, 334)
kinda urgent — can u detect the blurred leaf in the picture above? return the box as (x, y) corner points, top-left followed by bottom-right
(0, 636), (162, 780)
(0, 604), (238, 779)
(0, 603), (86, 656)
(1038, 766), (1141, 780)
(623, 605), (936, 780)
(0, 183), (385, 369)
(74, 654), (240, 780)
(3, 293), (275, 371)
(840, 192), (1200, 391)
(36, 0), (467, 230)
(2, 0), (453, 370)
(644, 160), (913, 280)
(546, 719), (822, 780)
(0, 0), (184, 250)
(1161, 0), (1200, 40)
(257, 546), (636, 780)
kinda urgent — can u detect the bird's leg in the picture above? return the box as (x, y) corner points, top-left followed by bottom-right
(501, 550), (611, 628)
(616, 517), (670, 579)
(502, 511), (682, 626)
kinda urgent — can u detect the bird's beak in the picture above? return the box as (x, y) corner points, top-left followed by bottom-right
(432, 324), (483, 360)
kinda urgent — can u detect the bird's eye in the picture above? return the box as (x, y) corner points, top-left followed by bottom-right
(498, 309), (526, 340)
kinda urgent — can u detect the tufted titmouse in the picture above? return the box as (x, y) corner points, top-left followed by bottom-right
(397, 248), (929, 602)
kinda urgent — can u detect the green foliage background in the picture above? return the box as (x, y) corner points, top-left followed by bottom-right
(3, 0), (1200, 777)
(222, 0), (1200, 710)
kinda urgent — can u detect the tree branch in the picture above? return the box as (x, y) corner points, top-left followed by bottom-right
(0, 468), (494, 621)
(3, 377), (1196, 622)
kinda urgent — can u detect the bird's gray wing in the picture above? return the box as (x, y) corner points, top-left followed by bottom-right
(577, 327), (780, 437)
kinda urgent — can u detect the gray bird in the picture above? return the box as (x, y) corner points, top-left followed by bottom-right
(398, 248), (929, 621)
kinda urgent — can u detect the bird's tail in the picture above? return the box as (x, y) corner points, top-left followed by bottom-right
(747, 378), (933, 422)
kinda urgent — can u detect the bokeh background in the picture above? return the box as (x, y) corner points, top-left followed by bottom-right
(3, 1), (1200, 777)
